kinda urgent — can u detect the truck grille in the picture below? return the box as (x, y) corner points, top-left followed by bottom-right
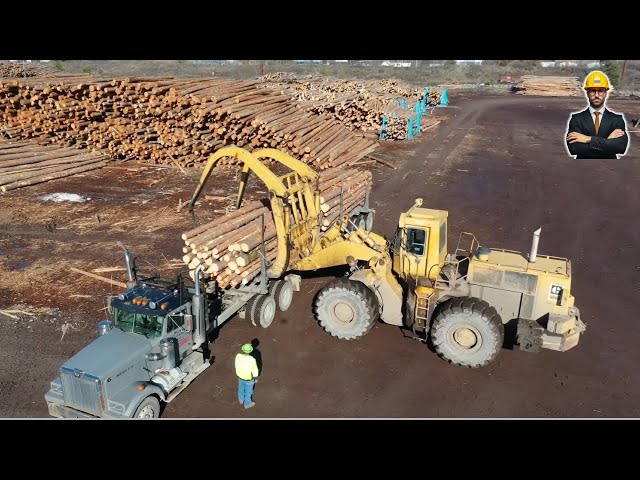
(60, 367), (103, 416)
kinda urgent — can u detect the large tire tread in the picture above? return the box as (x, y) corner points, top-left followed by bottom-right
(431, 296), (504, 368)
(314, 278), (379, 340)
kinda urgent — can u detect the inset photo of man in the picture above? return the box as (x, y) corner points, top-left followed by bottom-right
(565, 70), (630, 159)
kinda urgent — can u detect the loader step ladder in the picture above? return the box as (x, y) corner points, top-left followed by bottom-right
(412, 289), (437, 341)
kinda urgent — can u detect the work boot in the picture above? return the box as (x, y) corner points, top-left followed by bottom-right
(244, 402), (255, 409)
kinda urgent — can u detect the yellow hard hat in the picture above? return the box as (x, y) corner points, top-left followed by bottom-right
(242, 343), (253, 354)
(584, 71), (610, 90)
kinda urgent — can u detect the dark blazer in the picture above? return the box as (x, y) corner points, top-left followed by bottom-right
(566, 107), (628, 159)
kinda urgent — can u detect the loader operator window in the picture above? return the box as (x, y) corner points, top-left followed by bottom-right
(113, 309), (163, 338)
(406, 228), (426, 256)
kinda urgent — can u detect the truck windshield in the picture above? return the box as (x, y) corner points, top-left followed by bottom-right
(113, 308), (163, 338)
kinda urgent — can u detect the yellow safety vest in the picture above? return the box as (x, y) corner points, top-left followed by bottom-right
(235, 353), (258, 381)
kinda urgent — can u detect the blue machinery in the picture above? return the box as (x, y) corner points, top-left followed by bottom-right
(379, 87), (447, 141)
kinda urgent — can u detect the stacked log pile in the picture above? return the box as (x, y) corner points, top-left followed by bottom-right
(0, 75), (378, 170)
(513, 75), (582, 96)
(0, 62), (59, 78)
(181, 168), (372, 288)
(0, 139), (110, 192)
(259, 73), (441, 140)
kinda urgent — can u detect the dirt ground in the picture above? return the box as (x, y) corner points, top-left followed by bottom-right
(1, 90), (639, 418)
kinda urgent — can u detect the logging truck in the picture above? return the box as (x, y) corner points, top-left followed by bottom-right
(45, 145), (586, 418)
(44, 147), (374, 418)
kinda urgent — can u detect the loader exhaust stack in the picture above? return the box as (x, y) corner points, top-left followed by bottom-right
(529, 228), (541, 263)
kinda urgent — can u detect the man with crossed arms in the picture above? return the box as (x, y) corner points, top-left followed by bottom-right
(566, 70), (629, 159)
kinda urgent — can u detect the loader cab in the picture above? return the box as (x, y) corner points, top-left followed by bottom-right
(392, 199), (448, 283)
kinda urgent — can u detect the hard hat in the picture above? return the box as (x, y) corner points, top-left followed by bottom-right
(584, 71), (611, 90)
(241, 343), (253, 354)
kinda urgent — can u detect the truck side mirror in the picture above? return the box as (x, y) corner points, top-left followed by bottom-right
(184, 314), (193, 332)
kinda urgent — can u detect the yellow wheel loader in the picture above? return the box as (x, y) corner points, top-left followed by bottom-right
(189, 146), (586, 368)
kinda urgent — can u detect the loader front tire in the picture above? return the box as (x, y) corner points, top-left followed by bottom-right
(314, 278), (379, 340)
(430, 297), (504, 368)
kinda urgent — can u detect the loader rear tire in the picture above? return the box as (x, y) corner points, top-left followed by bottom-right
(314, 278), (379, 340)
(430, 297), (504, 368)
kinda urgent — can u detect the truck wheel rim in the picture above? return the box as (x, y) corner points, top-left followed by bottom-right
(261, 299), (276, 327)
(280, 285), (293, 310)
(137, 406), (155, 418)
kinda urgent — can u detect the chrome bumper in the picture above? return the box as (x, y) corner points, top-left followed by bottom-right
(47, 401), (99, 419)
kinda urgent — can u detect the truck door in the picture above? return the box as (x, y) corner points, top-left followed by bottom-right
(165, 314), (193, 362)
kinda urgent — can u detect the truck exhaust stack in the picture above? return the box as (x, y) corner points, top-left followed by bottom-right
(191, 264), (207, 349)
(124, 249), (136, 287)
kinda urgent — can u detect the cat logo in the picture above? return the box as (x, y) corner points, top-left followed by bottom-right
(549, 284), (564, 301)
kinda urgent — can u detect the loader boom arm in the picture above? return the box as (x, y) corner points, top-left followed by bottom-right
(188, 146), (322, 278)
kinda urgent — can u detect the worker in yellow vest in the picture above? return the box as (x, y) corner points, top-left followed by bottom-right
(235, 343), (259, 409)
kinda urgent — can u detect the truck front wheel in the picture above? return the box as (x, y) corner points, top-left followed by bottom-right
(314, 278), (379, 340)
(133, 396), (161, 418)
(430, 297), (504, 368)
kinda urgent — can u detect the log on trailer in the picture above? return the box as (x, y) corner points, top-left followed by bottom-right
(181, 166), (373, 288)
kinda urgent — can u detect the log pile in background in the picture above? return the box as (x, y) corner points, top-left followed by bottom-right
(259, 72), (442, 140)
(0, 139), (110, 192)
(0, 75), (379, 171)
(513, 75), (583, 96)
(0, 62), (59, 78)
(181, 168), (372, 288)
